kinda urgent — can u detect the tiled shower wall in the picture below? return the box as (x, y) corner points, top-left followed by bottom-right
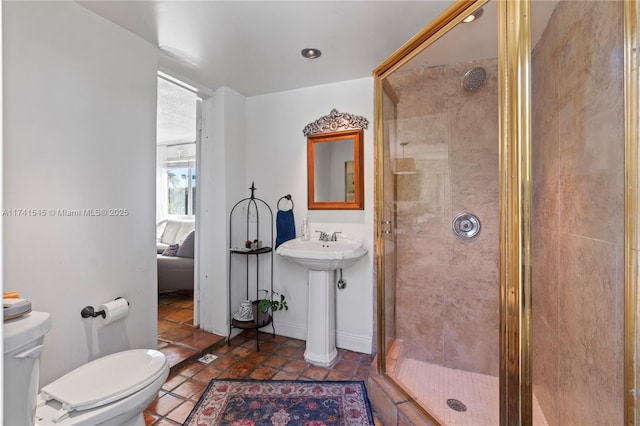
(531, 2), (625, 425)
(388, 58), (500, 376)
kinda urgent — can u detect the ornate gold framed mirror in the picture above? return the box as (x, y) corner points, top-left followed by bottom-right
(304, 109), (367, 210)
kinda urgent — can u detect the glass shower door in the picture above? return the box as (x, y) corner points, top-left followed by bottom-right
(377, 2), (501, 423)
(378, 83), (398, 371)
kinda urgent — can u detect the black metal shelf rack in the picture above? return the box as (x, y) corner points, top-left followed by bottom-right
(228, 183), (274, 350)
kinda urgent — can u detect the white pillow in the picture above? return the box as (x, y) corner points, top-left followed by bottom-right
(177, 231), (195, 258)
(175, 220), (195, 244)
(160, 220), (181, 244)
(156, 220), (168, 242)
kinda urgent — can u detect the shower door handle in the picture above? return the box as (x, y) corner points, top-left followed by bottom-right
(380, 220), (392, 235)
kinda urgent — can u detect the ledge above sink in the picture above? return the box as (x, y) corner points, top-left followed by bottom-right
(276, 237), (368, 271)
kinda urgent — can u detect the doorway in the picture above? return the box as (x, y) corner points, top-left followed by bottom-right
(156, 73), (200, 335)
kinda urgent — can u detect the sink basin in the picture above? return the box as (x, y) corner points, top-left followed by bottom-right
(276, 237), (367, 271)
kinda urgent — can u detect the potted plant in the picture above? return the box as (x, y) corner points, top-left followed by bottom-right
(254, 289), (288, 326)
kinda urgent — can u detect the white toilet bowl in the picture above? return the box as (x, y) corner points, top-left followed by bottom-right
(4, 311), (169, 426)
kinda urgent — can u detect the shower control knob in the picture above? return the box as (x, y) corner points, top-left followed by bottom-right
(452, 212), (481, 239)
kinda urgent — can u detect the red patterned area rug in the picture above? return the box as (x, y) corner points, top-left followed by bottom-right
(183, 379), (374, 426)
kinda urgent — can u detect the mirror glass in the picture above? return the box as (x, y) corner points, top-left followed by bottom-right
(313, 137), (353, 202)
(305, 110), (366, 210)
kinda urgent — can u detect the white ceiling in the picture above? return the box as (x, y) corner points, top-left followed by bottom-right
(77, 1), (454, 96)
(77, 1), (558, 97)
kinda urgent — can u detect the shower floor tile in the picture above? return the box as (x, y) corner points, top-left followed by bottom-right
(396, 358), (549, 426)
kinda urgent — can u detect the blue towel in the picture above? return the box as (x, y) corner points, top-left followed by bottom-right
(275, 210), (296, 248)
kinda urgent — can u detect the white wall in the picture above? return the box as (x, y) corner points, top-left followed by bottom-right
(246, 78), (375, 353)
(3, 1), (158, 385)
(198, 87), (247, 335)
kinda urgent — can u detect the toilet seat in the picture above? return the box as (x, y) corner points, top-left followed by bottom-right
(38, 349), (167, 422)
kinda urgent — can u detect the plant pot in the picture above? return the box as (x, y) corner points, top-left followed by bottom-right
(252, 300), (271, 327)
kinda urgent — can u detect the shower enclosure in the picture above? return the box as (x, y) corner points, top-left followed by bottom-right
(370, 0), (640, 424)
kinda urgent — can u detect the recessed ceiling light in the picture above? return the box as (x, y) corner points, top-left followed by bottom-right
(462, 8), (484, 23)
(301, 48), (322, 59)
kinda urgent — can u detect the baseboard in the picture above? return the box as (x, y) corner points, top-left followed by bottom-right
(271, 318), (305, 340)
(273, 319), (373, 355)
(336, 329), (373, 354)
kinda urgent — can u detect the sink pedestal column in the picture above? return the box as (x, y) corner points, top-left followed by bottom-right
(304, 270), (337, 367)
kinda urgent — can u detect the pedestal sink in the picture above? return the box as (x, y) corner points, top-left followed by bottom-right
(276, 237), (367, 366)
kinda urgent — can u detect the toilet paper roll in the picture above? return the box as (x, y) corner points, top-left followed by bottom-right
(99, 298), (129, 325)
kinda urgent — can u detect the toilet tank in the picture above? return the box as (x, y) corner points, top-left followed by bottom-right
(3, 311), (52, 426)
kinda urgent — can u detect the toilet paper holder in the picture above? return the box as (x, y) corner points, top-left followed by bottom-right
(80, 297), (129, 319)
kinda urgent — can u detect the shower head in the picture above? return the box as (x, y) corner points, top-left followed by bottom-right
(462, 67), (487, 92)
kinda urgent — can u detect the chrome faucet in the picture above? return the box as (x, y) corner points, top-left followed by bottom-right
(316, 231), (329, 241)
(330, 231), (341, 241)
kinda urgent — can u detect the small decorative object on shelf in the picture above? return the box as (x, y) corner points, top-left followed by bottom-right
(228, 182), (275, 351)
(233, 300), (254, 322)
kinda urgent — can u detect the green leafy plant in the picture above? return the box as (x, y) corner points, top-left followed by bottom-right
(257, 289), (288, 314)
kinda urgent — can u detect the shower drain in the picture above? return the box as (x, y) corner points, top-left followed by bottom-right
(446, 398), (467, 412)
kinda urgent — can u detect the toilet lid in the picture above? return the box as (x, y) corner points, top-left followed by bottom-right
(40, 349), (167, 413)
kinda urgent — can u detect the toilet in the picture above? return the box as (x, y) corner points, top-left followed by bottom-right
(4, 311), (169, 425)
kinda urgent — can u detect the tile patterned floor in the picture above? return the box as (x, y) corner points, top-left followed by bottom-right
(145, 291), (377, 425)
(156, 291), (224, 369)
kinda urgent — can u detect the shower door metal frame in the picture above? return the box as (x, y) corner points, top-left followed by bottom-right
(373, 1), (490, 424)
(373, 0), (640, 424)
(624, 1), (640, 425)
(497, 1), (532, 424)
